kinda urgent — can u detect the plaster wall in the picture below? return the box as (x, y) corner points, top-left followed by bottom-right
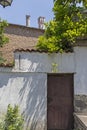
(74, 47), (87, 95)
(74, 47), (87, 113)
(14, 47), (87, 113)
(14, 47), (87, 95)
(0, 46), (87, 129)
(14, 52), (75, 73)
(0, 72), (47, 130)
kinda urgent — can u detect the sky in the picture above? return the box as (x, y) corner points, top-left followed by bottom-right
(0, 0), (54, 28)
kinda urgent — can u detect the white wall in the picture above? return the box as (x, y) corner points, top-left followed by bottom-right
(0, 72), (47, 130)
(14, 47), (87, 95)
(14, 52), (75, 73)
(0, 46), (87, 129)
(74, 47), (87, 95)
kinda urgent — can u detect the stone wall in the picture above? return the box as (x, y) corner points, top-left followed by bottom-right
(0, 23), (44, 65)
(5, 23), (44, 38)
(74, 95), (87, 113)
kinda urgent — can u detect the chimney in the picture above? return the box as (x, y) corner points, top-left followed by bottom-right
(38, 16), (45, 29)
(26, 15), (30, 27)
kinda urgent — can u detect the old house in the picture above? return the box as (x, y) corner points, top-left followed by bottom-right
(0, 18), (87, 130)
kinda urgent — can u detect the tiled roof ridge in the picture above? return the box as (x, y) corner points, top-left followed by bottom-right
(14, 48), (48, 53)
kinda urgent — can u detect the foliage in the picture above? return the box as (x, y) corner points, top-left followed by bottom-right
(51, 62), (58, 73)
(0, 18), (9, 47)
(36, 0), (87, 52)
(0, 52), (6, 64)
(0, 104), (24, 130)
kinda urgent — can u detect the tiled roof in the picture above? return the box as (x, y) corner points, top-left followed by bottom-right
(0, 23), (44, 67)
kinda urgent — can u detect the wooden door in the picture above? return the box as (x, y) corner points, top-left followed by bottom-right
(47, 74), (74, 130)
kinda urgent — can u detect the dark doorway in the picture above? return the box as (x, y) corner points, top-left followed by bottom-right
(47, 74), (74, 130)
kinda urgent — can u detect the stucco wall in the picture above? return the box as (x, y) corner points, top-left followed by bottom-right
(0, 46), (87, 129)
(14, 47), (87, 95)
(74, 47), (87, 95)
(0, 72), (47, 130)
(14, 47), (87, 113)
(74, 47), (87, 113)
(14, 52), (75, 73)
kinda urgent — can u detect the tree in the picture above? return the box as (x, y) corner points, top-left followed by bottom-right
(36, 0), (87, 52)
(0, 18), (9, 47)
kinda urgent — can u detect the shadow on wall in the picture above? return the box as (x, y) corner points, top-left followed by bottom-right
(0, 73), (14, 88)
(0, 73), (19, 110)
(0, 73), (47, 130)
(19, 73), (47, 130)
(19, 53), (56, 72)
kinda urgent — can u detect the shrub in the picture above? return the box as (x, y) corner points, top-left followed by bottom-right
(0, 104), (24, 130)
(0, 19), (9, 47)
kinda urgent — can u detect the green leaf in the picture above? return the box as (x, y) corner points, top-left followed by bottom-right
(37, 0), (87, 53)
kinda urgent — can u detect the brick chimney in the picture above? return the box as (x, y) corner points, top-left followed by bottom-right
(26, 15), (30, 27)
(38, 16), (45, 29)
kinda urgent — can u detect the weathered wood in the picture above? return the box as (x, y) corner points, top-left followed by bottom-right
(47, 74), (74, 130)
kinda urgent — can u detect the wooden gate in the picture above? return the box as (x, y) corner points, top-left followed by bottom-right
(47, 74), (74, 130)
